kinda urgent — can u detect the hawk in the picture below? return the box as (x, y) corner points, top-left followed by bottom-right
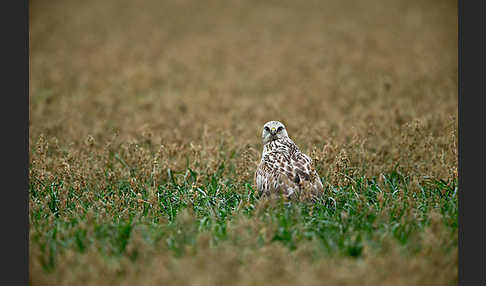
(255, 120), (324, 201)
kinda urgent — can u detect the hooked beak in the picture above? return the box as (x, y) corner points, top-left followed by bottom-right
(270, 127), (277, 136)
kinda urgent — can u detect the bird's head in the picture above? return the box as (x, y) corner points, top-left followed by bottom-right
(262, 120), (289, 144)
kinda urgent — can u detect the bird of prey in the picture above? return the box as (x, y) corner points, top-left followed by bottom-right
(255, 120), (324, 200)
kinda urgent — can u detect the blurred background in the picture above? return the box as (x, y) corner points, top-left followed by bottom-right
(29, 0), (457, 179)
(29, 1), (458, 284)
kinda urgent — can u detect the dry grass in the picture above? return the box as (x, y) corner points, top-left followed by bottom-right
(29, 0), (457, 285)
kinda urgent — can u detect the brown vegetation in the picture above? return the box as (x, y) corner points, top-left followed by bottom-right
(30, 0), (457, 285)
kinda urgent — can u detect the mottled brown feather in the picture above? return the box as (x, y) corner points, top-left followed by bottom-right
(255, 136), (324, 200)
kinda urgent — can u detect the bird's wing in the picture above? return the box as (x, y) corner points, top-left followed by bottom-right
(256, 150), (323, 199)
(290, 152), (324, 196)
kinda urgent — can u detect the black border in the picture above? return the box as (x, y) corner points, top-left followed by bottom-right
(2, 0), (29, 284)
(458, 0), (483, 285)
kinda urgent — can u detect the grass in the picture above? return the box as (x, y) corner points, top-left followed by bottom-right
(29, 155), (458, 284)
(29, 0), (457, 284)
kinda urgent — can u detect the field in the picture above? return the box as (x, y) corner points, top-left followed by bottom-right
(29, 0), (458, 285)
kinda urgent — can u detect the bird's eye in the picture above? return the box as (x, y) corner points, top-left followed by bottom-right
(264, 126), (270, 132)
(277, 126), (283, 132)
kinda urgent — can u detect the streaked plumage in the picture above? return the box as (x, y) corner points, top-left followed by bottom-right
(255, 121), (323, 200)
